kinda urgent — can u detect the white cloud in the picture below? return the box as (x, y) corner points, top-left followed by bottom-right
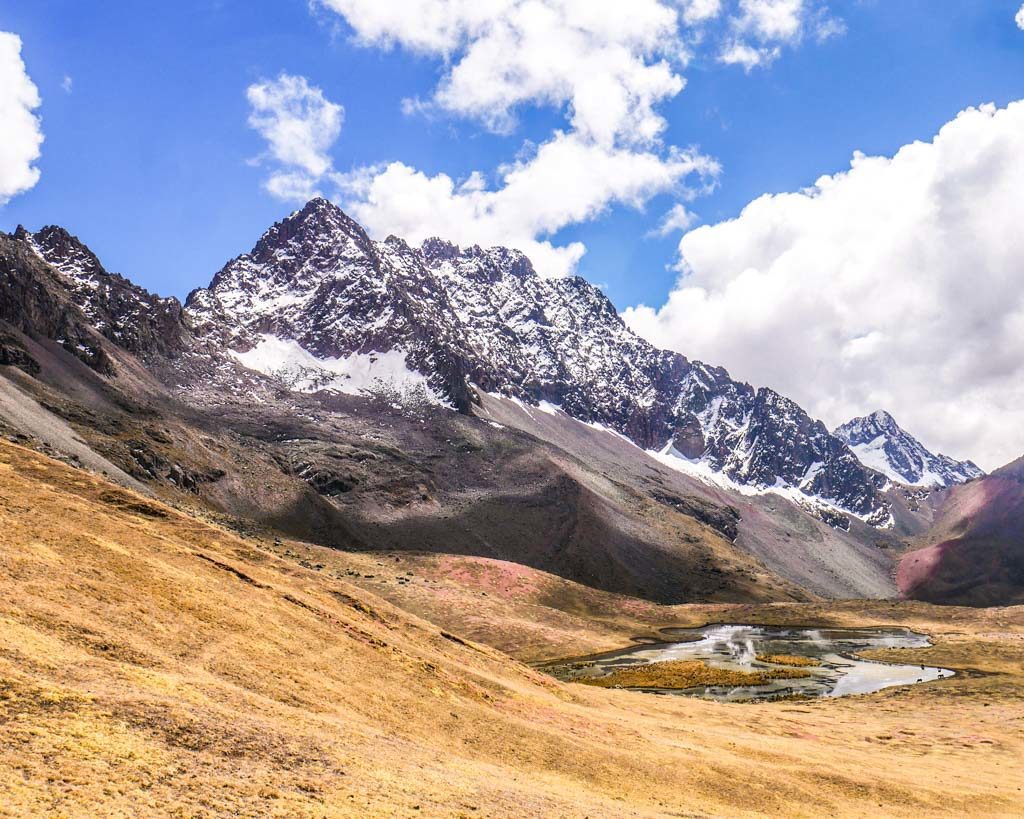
(814, 14), (845, 42)
(320, 1), (836, 142)
(1017, 4), (1024, 30)
(718, 40), (779, 69)
(0, 32), (43, 205)
(336, 132), (717, 276)
(680, 0), (723, 25)
(718, 0), (838, 68)
(649, 202), (699, 236)
(61, 75), (73, 94)
(254, 2), (834, 274)
(318, 0), (688, 148)
(624, 101), (1024, 471)
(734, 0), (805, 42)
(246, 73), (344, 199)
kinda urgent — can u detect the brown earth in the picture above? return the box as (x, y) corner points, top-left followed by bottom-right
(2, 439), (1023, 817)
(900, 455), (1024, 606)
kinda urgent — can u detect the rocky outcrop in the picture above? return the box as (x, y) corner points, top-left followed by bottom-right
(0, 232), (113, 374)
(14, 225), (192, 359)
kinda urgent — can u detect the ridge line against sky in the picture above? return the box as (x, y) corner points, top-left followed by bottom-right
(1, 1), (1024, 466)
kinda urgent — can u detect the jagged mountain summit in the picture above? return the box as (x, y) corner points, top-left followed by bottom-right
(182, 197), (890, 525)
(15, 225), (191, 360)
(834, 410), (984, 488)
(4, 201), (1013, 602)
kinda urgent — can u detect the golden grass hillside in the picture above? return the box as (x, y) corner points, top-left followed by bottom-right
(1, 439), (1023, 817)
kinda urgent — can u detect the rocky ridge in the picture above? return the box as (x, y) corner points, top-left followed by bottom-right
(834, 410), (983, 488)
(16, 225), (192, 360)
(183, 198), (891, 525)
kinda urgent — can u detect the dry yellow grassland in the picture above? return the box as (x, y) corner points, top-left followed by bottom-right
(757, 654), (821, 667)
(579, 659), (811, 689)
(1, 440), (1023, 817)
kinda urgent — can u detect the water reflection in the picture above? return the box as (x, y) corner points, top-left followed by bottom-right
(545, 624), (954, 702)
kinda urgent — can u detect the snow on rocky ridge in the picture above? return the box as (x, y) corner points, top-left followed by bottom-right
(15, 224), (190, 359)
(13, 198), (899, 527)
(181, 198), (892, 526)
(834, 411), (984, 488)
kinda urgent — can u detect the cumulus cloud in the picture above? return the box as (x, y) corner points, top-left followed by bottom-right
(734, 0), (805, 41)
(680, 0), (724, 25)
(0, 32), (43, 205)
(624, 101), (1024, 470)
(1017, 4), (1024, 29)
(335, 133), (717, 276)
(318, 0), (689, 147)
(246, 73), (344, 200)
(320, 1), (833, 141)
(249, 2), (834, 274)
(649, 202), (699, 237)
(718, 0), (838, 69)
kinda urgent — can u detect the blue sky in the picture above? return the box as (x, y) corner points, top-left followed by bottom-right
(2, 2), (1024, 466)
(2, 1), (1022, 312)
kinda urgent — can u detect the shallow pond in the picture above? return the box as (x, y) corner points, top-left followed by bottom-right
(545, 624), (954, 702)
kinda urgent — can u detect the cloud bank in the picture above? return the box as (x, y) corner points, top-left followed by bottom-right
(335, 135), (717, 276)
(0, 32), (43, 205)
(624, 101), (1024, 470)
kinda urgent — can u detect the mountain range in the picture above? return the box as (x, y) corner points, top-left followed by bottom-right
(1, 198), (1015, 605)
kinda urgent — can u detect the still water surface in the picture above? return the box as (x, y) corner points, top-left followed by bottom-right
(546, 624), (954, 702)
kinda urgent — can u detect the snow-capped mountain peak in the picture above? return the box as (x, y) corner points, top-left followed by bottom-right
(181, 198), (893, 526)
(833, 411), (984, 488)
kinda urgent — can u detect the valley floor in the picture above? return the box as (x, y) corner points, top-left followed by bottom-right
(1, 440), (1023, 817)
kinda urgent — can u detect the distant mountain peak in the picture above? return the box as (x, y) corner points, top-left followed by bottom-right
(834, 411), (983, 488)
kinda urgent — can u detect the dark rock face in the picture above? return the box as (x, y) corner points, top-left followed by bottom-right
(13, 225), (191, 360)
(0, 232), (113, 374)
(0, 331), (40, 374)
(272, 445), (362, 497)
(185, 199), (889, 523)
(650, 491), (741, 541)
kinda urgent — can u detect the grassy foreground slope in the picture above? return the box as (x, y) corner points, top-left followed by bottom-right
(1, 440), (1023, 817)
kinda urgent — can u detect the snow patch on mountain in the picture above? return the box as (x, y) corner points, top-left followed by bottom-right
(834, 411), (983, 488)
(650, 445), (893, 530)
(232, 334), (443, 403)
